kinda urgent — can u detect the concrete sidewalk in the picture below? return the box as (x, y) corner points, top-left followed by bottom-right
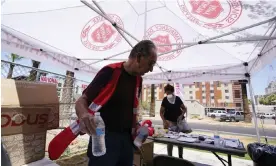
(154, 143), (253, 166)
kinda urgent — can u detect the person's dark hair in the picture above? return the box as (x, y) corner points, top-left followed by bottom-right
(164, 84), (174, 93)
(129, 40), (156, 58)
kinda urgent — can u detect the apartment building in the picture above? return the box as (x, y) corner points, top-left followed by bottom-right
(265, 81), (276, 95)
(142, 81), (243, 109)
(143, 84), (166, 101)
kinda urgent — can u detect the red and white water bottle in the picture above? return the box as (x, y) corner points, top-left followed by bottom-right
(134, 125), (149, 148)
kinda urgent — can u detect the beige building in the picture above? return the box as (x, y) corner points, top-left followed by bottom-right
(142, 81), (243, 109)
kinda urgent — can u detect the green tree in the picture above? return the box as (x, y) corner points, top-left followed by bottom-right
(259, 94), (276, 105)
(28, 60), (41, 81)
(6, 53), (24, 79)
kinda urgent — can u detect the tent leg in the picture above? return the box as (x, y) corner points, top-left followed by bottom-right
(248, 78), (261, 142)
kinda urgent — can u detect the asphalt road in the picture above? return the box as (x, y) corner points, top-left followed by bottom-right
(151, 120), (276, 138)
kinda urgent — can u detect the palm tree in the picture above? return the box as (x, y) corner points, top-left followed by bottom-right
(7, 53), (24, 79)
(240, 80), (252, 123)
(149, 84), (155, 117)
(28, 60), (41, 81)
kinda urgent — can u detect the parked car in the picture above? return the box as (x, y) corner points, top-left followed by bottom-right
(257, 112), (265, 118)
(220, 111), (244, 122)
(260, 113), (275, 119)
(210, 110), (227, 119)
(207, 110), (214, 117)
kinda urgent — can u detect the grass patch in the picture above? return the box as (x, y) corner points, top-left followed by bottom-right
(55, 151), (88, 166)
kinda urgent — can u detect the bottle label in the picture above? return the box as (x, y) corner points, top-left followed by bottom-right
(96, 128), (105, 136)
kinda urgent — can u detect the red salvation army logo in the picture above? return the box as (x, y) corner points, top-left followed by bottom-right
(80, 14), (123, 51)
(144, 24), (184, 61)
(178, 0), (242, 29)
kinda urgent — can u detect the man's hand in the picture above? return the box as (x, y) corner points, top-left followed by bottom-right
(177, 115), (184, 122)
(79, 112), (96, 135)
(163, 120), (169, 129)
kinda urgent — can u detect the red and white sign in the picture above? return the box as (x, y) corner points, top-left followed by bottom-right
(178, 0), (242, 29)
(174, 83), (185, 101)
(81, 84), (88, 90)
(144, 24), (184, 61)
(174, 83), (181, 96)
(40, 76), (58, 84)
(81, 14), (124, 51)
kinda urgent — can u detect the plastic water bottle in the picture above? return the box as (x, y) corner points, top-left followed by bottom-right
(92, 112), (106, 156)
(134, 125), (149, 148)
(214, 130), (220, 147)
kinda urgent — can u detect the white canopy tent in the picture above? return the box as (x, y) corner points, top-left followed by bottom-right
(2, 0), (276, 141)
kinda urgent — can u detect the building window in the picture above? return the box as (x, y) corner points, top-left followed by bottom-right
(202, 96), (206, 99)
(216, 82), (221, 87)
(189, 85), (192, 88)
(236, 103), (242, 107)
(211, 96), (214, 99)
(190, 96), (193, 99)
(210, 90), (214, 93)
(234, 90), (241, 98)
(211, 84), (214, 87)
(225, 96), (229, 99)
(202, 90), (205, 94)
(189, 91), (192, 94)
(225, 90), (229, 93)
(202, 85), (205, 88)
(196, 82), (200, 88)
(224, 83), (228, 87)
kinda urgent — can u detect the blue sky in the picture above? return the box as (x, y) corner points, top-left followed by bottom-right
(1, 51), (276, 95)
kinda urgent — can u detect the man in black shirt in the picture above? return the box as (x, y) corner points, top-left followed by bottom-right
(160, 84), (187, 158)
(75, 40), (157, 166)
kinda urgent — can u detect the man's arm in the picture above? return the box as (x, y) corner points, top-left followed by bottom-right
(160, 106), (166, 121)
(136, 78), (143, 127)
(180, 104), (187, 117)
(178, 96), (187, 120)
(160, 98), (166, 122)
(75, 67), (113, 134)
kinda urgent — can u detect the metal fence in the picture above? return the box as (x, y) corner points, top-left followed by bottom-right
(1, 60), (91, 126)
(1, 60), (91, 162)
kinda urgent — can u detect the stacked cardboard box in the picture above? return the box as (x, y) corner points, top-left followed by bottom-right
(133, 139), (154, 166)
(1, 79), (59, 166)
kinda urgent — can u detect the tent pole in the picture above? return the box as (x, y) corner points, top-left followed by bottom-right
(156, 63), (170, 81)
(81, 0), (140, 43)
(249, 22), (276, 72)
(156, 36), (276, 46)
(86, 50), (131, 65)
(201, 16), (276, 43)
(78, 50), (131, 68)
(248, 77), (261, 142)
(89, 0), (133, 47)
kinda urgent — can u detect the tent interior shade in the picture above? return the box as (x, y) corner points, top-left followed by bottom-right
(1, 0), (276, 84)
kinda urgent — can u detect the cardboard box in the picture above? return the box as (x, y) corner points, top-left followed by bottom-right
(134, 139), (154, 166)
(1, 79), (59, 129)
(1, 79), (60, 165)
(2, 132), (47, 166)
(1, 107), (50, 136)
